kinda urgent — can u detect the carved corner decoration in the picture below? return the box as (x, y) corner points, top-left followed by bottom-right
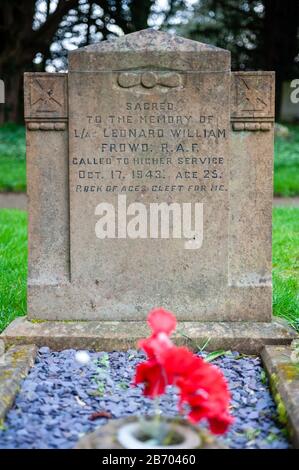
(231, 72), (275, 131)
(27, 122), (67, 131)
(117, 70), (183, 93)
(24, 73), (68, 131)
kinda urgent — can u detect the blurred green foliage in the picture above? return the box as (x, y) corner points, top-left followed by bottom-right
(0, 124), (26, 192)
(0, 209), (27, 332)
(274, 125), (299, 197)
(273, 207), (299, 331)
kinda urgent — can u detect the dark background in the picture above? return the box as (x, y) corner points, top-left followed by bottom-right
(0, 0), (298, 123)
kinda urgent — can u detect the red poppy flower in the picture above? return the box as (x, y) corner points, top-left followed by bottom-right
(134, 360), (167, 397)
(180, 371), (230, 412)
(178, 362), (234, 433)
(133, 308), (234, 435)
(162, 346), (202, 384)
(138, 332), (173, 362)
(147, 308), (177, 335)
(208, 412), (234, 435)
(138, 308), (176, 362)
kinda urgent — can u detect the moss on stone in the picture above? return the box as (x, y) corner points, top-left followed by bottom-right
(0, 369), (13, 380)
(10, 348), (32, 367)
(278, 363), (299, 381)
(269, 373), (288, 427)
(1, 394), (12, 406)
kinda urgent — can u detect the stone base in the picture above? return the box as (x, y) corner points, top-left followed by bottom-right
(1, 317), (297, 354)
(75, 416), (227, 449)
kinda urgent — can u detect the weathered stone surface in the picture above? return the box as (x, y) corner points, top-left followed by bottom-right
(1, 317), (296, 354)
(0, 340), (4, 363)
(262, 345), (299, 449)
(0, 345), (37, 422)
(24, 29), (275, 322)
(229, 71), (274, 323)
(24, 73), (68, 121)
(67, 29), (231, 321)
(74, 416), (227, 449)
(69, 29), (230, 72)
(24, 72), (69, 288)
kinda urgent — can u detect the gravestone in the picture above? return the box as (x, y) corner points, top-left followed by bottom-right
(2, 30), (296, 352)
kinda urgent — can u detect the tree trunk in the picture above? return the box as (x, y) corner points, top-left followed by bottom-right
(0, 0), (35, 122)
(85, 1), (93, 46)
(130, 0), (155, 31)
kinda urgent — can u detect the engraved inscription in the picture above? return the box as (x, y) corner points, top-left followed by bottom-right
(71, 99), (228, 195)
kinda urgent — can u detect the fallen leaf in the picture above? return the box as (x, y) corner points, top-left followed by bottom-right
(88, 410), (112, 421)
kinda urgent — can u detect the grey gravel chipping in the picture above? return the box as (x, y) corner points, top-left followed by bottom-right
(0, 349), (290, 449)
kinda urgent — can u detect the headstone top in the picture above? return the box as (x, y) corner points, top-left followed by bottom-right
(69, 29), (230, 72)
(71, 29), (227, 54)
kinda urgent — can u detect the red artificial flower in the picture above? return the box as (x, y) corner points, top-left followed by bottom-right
(134, 360), (167, 397)
(162, 346), (201, 383)
(134, 309), (177, 397)
(208, 412), (234, 435)
(138, 332), (173, 361)
(147, 308), (177, 335)
(138, 308), (176, 362)
(178, 362), (234, 433)
(187, 406), (234, 434)
(133, 308), (234, 435)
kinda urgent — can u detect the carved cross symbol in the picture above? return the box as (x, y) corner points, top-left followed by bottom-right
(241, 78), (267, 111)
(30, 78), (62, 112)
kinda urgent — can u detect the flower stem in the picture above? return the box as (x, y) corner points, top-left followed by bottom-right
(154, 397), (161, 424)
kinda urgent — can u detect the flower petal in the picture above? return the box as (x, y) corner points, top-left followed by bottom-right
(147, 308), (177, 335)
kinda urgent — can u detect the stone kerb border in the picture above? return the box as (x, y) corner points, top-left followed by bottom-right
(261, 344), (299, 448)
(0, 344), (37, 424)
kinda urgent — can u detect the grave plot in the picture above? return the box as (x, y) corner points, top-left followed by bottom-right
(0, 343), (298, 449)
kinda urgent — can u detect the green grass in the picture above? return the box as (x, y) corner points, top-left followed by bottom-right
(274, 124), (299, 197)
(0, 207), (298, 333)
(0, 124), (26, 192)
(273, 207), (299, 330)
(0, 209), (27, 332)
